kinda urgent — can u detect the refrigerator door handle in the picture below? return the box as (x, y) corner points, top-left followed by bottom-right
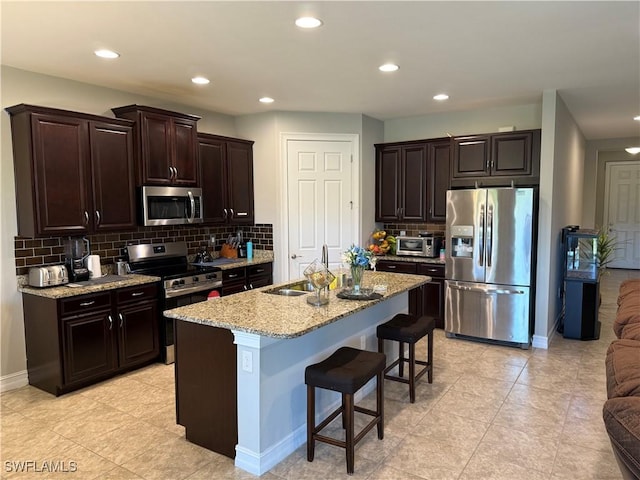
(487, 205), (493, 267)
(478, 204), (485, 267)
(449, 284), (526, 295)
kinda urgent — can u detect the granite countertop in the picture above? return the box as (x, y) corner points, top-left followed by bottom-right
(18, 274), (161, 299)
(376, 254), (445, 265)
(164, 271), (429, 339)
(192, 250), (273, 270)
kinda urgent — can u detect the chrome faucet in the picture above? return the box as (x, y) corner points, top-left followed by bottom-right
(321, 244), (329, 269)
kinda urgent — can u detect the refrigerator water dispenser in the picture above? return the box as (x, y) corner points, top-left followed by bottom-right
(450, 225), (474, 258)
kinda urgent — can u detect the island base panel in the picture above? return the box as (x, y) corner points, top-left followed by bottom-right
(175, 320), (237, 458)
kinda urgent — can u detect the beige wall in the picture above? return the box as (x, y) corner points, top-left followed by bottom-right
(383, 103), (542, 142)
(534, 90), (586, 345)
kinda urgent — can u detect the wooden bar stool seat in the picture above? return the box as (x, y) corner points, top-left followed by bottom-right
(305, 346), (386, 475)
(377, 314), (435, 403)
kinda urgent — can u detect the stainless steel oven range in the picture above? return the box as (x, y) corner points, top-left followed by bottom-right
(126, 242), (222, 364)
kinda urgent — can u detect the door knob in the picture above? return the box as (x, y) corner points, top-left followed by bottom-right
(291, 254), (299, 259)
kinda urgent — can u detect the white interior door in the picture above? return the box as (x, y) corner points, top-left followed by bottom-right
(604, 161), (640, 269)
(287, 139), (355, 278)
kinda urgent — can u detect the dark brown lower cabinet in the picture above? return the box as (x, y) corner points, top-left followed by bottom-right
(22, 283), (159, 396)
(376, 260), (445, 329)
(221, 262), (273, 296)
(175, 320), (237, 458)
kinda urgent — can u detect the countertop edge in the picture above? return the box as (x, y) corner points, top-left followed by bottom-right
(19, 274), (161, 299)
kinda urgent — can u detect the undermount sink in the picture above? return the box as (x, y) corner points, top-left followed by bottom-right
(264, 280), (314, 296)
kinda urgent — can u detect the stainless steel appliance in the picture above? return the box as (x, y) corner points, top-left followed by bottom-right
(126, 242), (222, 363)
(396, 234), (442, 258)
(444, 187), (536, 348)
(141, 186), (203, 226)
(28, 265), (69, 287)
(64, 237), (91, 282)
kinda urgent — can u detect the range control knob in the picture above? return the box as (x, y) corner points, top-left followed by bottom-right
(193, 276), (199, 282)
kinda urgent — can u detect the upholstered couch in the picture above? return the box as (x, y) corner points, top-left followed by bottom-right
(604, 278), (640, 480)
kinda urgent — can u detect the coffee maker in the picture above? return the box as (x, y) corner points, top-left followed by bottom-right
(64, 237), (91, 282)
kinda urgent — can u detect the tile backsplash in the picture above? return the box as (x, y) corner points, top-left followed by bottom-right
(14, 224), (273, 275)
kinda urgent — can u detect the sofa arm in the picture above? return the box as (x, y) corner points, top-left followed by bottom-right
(603, 396), (640, 480)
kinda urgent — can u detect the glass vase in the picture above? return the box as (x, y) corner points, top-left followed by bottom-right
(351, 265), (365, 293)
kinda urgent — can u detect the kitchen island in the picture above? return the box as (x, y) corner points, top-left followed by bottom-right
(164, 270), (429, 476)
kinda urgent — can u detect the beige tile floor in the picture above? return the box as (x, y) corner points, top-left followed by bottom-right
(1, 269), (637, 479)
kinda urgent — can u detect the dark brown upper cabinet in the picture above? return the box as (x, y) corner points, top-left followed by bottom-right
(451, 129), (541, 187)
(198, 133), (255, 225)
(112, 105), (200, 187)
(375, 139), (451, 223)
(6, 104), (136, 237)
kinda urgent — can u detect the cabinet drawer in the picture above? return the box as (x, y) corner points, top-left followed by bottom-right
(247, 263), (272, 278)
(377, 261), (417, 274)
(60, 292), (112, 316)
(223, 268), (246, 282)
(116, 283), (159, 305)
(417, 264), (445, 278)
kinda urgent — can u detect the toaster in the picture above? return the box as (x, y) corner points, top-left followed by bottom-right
(28, 265), (69, 287)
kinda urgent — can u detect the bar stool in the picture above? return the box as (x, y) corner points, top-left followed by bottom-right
(305, 346), (386, 475)
(377, 314), (435, 403)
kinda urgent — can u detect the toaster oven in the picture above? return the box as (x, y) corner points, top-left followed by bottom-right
(396, 236), (442, 258)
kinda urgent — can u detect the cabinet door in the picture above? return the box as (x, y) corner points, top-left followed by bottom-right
(172, 119), (198, 186)
(140, 112), (173, 185)
(376, 261), (417, 274)
(427, 141), (451, 222)
(89, 121), (136, 231)
(375, 146), (401, 221)
(31, 113), (91, 235)
(421, 279), (444, 329)
(62, 310), (116, 385)
(226, 141), (254, 224)
(117, 301), (159, 368)
(198, 136), (228, 223)
(490, 131), (533, 177)
(401, 144), (428, 221)
(452, 135), (490, 178)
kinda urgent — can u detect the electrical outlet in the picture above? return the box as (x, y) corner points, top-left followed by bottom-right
(241, 350), (253, 373)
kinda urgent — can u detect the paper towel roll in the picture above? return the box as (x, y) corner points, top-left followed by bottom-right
(87, 255), (102, 278)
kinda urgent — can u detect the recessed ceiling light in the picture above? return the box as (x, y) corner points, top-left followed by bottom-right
(94, 49), (119, 59)
(433, 94), (449, 101)
(625, 147), (640, 155)
(634, 116), (640, 121)
(295, 17), (322, 28)
(259, 97), (274, 104)
(191, 76), (210, 85)
(379, 63), (399, 72)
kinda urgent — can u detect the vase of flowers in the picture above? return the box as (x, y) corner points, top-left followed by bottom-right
(342, 244), (373, 293)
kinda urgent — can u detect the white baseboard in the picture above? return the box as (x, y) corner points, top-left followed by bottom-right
(235, 380), (377, 476)
(0, 370), (28, 393)
(531, 334), (549, 349)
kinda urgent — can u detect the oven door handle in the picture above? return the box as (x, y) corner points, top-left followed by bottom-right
(164, 283), (222, 299)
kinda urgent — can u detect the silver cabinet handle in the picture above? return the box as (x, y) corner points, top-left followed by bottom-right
(174, 167), (178, 179)
(228, 273), (239, 278)
(131, 292), (144, 297)
(80, 300), (95, 307)
(387, 265), (396, 269)
(229, 208), (235, 218)
(84, 211), (89, 225)
(169, 166), (173, 179)
(249, 283), (254, 289)
(108, 314), (113, 330)
(243, 285), (248, 290)
(223, 208), (228, 219)
(95, 210), (101, 226)
(118, 313), (124, 328)
(236, 212), (248, 217)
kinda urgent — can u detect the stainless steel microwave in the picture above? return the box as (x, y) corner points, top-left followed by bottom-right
(396, 235), (442, 258)
(141, 186), (203, 226)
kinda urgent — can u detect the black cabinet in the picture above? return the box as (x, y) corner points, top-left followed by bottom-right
(375, 143), (427, 222)
(375, 139), (451, 224)
(22, 283), (160, 395)
(377, 260), (445, 329)
(198, 133), (255, 225)
(221, 263), (273, 296)
(6, 104), (136, 237)
(112, 105), (200, 187)
(451, 130), (541, 187)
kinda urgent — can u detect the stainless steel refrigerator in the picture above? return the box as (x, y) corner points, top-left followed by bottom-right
(445, 187), (536, 348)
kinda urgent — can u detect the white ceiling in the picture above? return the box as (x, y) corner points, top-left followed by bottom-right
(2, 1), (639, 140)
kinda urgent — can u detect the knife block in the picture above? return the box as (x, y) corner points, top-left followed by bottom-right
(220, 243), (238, 259)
